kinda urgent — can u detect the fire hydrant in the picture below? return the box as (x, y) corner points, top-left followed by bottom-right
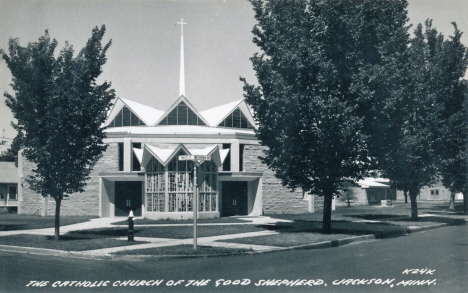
(128, 210), (134, 242)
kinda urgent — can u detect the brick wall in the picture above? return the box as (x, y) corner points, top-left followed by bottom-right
(243, 145), (310, 214)
(19, 143), (119, 216)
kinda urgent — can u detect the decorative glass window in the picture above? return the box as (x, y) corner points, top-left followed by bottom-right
(108, 106), (144, 128)
(145, 151), (218, 213)
(159, 102), (206, 126)
(198, 160), (218, 212)
(166, 151), (195, 212)
(146, 158), (166, 212)
(219, 108), (254, 129)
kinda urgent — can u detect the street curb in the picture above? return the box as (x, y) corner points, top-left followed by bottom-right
(0, 234), (375, 261)
(402, 219), (467, 234)
(0, 220), (465, 261)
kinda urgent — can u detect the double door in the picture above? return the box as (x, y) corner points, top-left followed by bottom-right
(221, 181), (248, 217)
(115, 181), (142, 216)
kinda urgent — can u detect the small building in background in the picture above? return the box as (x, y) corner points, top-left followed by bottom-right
(396, 180), (452, 201)
(0, 161), (18, 213)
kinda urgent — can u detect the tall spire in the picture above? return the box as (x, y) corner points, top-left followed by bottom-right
(177, 18), (187, 97)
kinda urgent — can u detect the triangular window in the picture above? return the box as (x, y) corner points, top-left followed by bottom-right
(108, 106), (144, 127)
(220, 108), (254, 129)
(159, 101), (206, 126)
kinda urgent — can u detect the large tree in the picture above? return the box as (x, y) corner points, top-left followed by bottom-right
(432, 23), (468, 214)
(242, 0), (410, 232)
(1, 26), (115, 240)
(377, 22), (443, 220)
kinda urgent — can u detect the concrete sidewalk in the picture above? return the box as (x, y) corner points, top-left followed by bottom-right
(0, 213), (465, 259)
(0, 216), (292, 237)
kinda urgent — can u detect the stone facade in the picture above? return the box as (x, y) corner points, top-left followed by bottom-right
(243, 145), (310, 214)
(20, 142), (324, 217)
(19, 143), (119, 216)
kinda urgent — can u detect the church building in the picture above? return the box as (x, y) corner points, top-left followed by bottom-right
(17, 20), (317, 219)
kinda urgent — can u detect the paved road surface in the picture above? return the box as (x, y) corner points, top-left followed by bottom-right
(1, 224), (467, 293)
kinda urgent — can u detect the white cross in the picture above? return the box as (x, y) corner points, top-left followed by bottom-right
(177, 18), (187, 36)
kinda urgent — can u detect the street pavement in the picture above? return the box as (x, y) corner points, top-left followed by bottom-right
(0, 224), (466, 293)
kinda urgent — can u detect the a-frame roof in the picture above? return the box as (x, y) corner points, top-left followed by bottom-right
(141, 144), (223, 167)
(154, 95), (210, 126)
(106, 97), (165, 127)
(200, 99), (257, 129)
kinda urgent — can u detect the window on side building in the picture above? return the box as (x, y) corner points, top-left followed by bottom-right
(8, 185), (17, 200)
(239, 144), (244, 172)
(118, 143), (124, 171)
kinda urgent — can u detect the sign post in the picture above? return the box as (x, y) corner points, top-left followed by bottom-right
(178, 155), (211, 250)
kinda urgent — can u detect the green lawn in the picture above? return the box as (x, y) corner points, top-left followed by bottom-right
(218, 232), (352, 247)
(268, 200), (460, 223)
(0, 234), (146, 251)
(70, 224), (267, 239)
(0, 214), (96, 231)
(113, 245), (248, 256)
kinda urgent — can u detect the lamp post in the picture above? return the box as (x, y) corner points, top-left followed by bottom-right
(193, 163), (198, 249)
(179, 155), (211, 250)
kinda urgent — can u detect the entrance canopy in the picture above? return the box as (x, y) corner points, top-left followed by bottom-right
(139, 144), (225, 168)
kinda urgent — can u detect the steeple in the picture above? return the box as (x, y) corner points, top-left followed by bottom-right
(177, 18), (187, 98)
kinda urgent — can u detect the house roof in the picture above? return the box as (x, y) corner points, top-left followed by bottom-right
(200, 99), (257, 129)
(154, 95), (210, 126)
(0, 162), (17, 183)
(105, 125), (255, 136)
(121, 98), (165, 126)
(357, 178), (391, 189)
(106, 97), (165, 127)
(105, 95), (258, 132)
(200, 99), (243, 126)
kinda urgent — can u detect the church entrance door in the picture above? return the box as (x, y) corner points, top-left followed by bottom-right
(115, 181), (142, 216)
(221, 181), (248, 217)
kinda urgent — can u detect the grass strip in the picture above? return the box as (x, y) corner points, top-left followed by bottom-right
(70, 225), (267, 239)
(113, 244), (248, 256)
(217, 232), (353, 247)
(0, 234), (146, 251)
(0, 214), (96, 231)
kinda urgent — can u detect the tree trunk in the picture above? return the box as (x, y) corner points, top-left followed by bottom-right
(322, 194), (333, 234)
(464, 189), (468, 215)
(404, 189), (408, 203)
(448, 192), (455, 211)
(347, 198), (350, 207)
(409, 188), (418, 221)
(55, 197), (62, 241)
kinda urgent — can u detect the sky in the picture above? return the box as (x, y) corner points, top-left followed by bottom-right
(1, 0), (468, 140)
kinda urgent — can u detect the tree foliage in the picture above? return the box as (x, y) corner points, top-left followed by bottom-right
(0, 131), (24, 162)
(1, 26), (115, 239)
(242, 0), (409, 232)
(378, 21), (468, 218)
(432, 23), (468, 214)
(376, 22), (441, 220)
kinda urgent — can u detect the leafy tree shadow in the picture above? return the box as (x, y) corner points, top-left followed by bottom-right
(0, 224), (28, 231)
(256, 220), (409, 239)
(68, 228), (142, 238)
